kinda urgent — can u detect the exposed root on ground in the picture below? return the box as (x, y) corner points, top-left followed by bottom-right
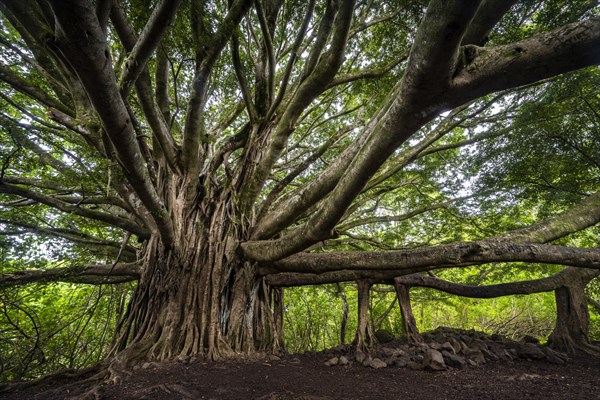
(0, 364), (102, 395)
(549, 337), (600, 356)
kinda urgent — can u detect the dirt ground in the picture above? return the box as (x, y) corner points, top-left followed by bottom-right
(1, 350), (599, 400)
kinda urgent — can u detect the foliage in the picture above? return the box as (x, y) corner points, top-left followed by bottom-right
(0, 281), (132, 382)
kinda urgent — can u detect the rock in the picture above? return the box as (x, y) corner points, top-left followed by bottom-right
(362, 354), (373, 367)
(428, 341), (442, 350)
(481, 348), (499, 361)
(488, 343), (509, 360)
(522, 335), (540, 344)
(447, 337), (462, 354)
(269, 355), (281, 362)
(369, 358), (387, 369)
(176, 355), (190, 364)
(339, 355), (349, 365)
(441, 342), (456, 354)
(407, 360), (424, 370)
(381, 347), (399, 358)
(423, 348), (446, 371)
(441, 350), (466, 369)
(519, 343), (546, 360)
(392, 357), (409, 368)
(470, 339), (487, 352)
(325, 357), (339, 366)
(375, 329), (395, 343)
(355, 351), (367, 364)
(464, 349), (486, 365)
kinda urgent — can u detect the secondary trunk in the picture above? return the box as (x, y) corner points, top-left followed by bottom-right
(548, 269), (600, 355)
(354, 280), (376, 353)
(393, 279), (423, 344)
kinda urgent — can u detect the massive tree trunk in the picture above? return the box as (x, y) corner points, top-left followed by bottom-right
(107, 181), (277, 364)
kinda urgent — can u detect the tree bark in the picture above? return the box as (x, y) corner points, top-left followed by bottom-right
(548, 270), (600, 355)
(104, 189), (275, 365)
(393, 280), (423, 344)
(339, 292), (349, 345)
(354, 280), (375, 353)
(272, 287), (285, 352)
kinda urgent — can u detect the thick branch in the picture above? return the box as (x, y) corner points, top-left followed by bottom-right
(0, 263), (140, 288)
(181, 0), (253, 180)
(402, 0), (481, 96)
(262, 241), (600, 274)
(265, 269), (410, 287)
(395, 267), (600, 299)
(243, 0), (356, 210)
(0, 182), (150, 239)
(118, 0), (182, 97)
(494, 191), (600, 244)
(462, 0), (518, 46)
(452, 17), (600, 103)
(48, 0), (174, 244)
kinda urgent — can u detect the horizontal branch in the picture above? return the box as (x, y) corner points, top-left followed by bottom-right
(262, 241), (600, 274)
(0, 262), (140, 288)
(265, 269), (410, 287)
(395, 267), (600, 298)
(452, 17), (600, 102)
(0, 218), (137, 256)
(266, 189), (600, 285)
(0, 182), (150, 239)
(327, 52), (408, 88)
(494, 191), (600, 244)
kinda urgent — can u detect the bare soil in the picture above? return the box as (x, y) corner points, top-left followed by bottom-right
(1, 351), (598, 400)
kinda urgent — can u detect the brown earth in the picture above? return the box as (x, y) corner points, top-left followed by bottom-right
(1, 350), (599, 400)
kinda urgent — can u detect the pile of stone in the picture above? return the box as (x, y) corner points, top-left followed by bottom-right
(323, 327), (569, 371)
